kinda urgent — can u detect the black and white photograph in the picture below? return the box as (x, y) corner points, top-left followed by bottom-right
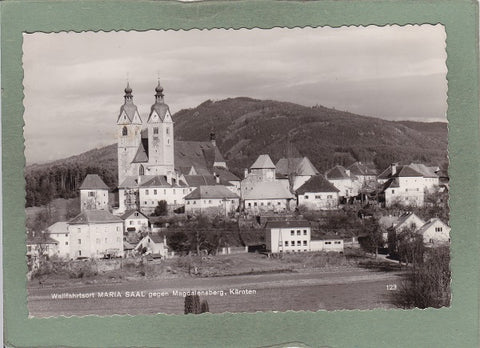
(23, 25), (450, 317)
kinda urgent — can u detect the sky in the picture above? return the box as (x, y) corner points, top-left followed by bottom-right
(23, 25), (447, 164)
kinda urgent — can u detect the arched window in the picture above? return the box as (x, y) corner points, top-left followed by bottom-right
(122, 126), (128, 136)
(139, 165), (145, 176)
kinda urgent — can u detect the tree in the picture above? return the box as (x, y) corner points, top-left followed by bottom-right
(184, 294), (201, 314)
(152, 200), (168, 216)
(393, 246), (450, 309)
(358, 217), (383, 257)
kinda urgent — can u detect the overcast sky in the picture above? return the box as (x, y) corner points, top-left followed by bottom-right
(23, 25), (447, 164)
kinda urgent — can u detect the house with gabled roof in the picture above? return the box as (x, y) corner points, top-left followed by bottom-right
(26, 231), (60, 266)
(378, 163), (426, 207)
(47, 221), (70, 258)
(416, 218), (450, 246)
(79, 174), (110, 211)
(184, 185), (240, 216)
(296, 175), (340, 210)
(347, 162), (377, 183)
(121, 209), (149, 233)
(135, 233), (170, 258)
(243, 181), (295, 213)
(325, 165), (360, 198)
(275, 156), (319, 191)
(68, 210), (124, 259)
(138, 175), (190, 214)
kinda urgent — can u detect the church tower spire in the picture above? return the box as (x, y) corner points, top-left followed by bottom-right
(117, 82), (142, 186)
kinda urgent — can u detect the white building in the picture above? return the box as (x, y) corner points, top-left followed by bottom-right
(68, 210), (124, 259)
(347, 162), (377, 184)
(416, 218), (451, 246)
(243, 181), (295, 213)
(26, 231), (59, 261)
(325, 165), (360, 198)
(378, 164), (426, 207)
(135, 234), (170, 258)
(138, 175), (189, 214)
(265, 220), (312, 253)
(79, 174), (109, 211)
(310, 237), (344, 252)
(296, 175), (340, 210)
(47, 221), (70, 258)
(184, 185), (240, 216)
(121, 210), (149, 233)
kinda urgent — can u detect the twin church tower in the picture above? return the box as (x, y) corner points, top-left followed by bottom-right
(117, 81), (175, 186)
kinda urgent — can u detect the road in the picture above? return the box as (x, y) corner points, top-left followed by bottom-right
(28, 269), (404, 317)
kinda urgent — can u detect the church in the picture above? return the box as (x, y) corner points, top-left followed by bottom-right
(115, 81), (240, 215)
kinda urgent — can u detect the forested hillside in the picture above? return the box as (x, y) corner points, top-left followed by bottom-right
(25, 97), (448, 207)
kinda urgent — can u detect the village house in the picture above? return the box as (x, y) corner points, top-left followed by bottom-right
(26, 231), (59, 265)
(296, 175), (340, 210)
(275, 157), (319, 191)
(241, 154), (278, 196)
(121, 209), (149, 233)
(47, 221), (70, 258)
(378, 163), (427, 207)
(325, 165), (360, 198)
(347, 162), (377, 184)
(68, 210), (124, 259)
(135, 233), (170, 258)
(138, 175), (189, 214)
(79, 174), (110, 211)
(415, 218), (451, 246)
(386, 212), (425, 251)
(184, 185), (240, 216)
(243, 181), (295, 214)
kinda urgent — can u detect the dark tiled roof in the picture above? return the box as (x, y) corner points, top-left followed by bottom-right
(347, 162), (377, 176)
(213, 167), (241, 182)
(394, 212), (425, 230)
(69, 210), (123, 224)
(381, 178), (400, 192)
(184, 185), (239, 200)
(243, 181), (294, 200)
(276, 157), (319, 176)
(250, 154), (276, 169)
(296, 175), (339, 194)
(174, 141), (216, 175)
(265, 220), (311, 229)
(325, 165), (350, 180)
(79, 174), (109, 190)
(120, 209), (148, 220)
(184, 175), (217, 187)
(117, 102), (141, 124)
(147, 102), (170, 123)
(140, 175), (172, 188)
(378, 164), (424, 179)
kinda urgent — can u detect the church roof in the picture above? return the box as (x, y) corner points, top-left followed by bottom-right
(132, 139), (149, 163)
(183, 175), (217, 187)
(148, 103), (170, 123)
(243, 181), (294, 200)
(184, 185), (239, 200)
(140, 175), (186, 188)
(69, 210), (123, 224)
(276, 157), (319, 176)
(296, 175), (339, 194)
(79, 174), (109, 190)
(250, 154), (276, 169)
(174, 141), (217, 175)
(213, 167), (241, 182)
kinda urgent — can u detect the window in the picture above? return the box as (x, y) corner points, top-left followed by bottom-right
(290, 230), (295, 236)
(297, 230), (301, 236)
(254, 202), (257, 206)
(248, 203), (251, 207)
(96, 238), (100, 244)
(78, 250), (82, 256)
(334, 241), (341, 244)
(164, 189), (166, 195)
(130, 221), (133, 225)
(88, 191), (95, 197)
(297, 241), (301, 246)
(327, 195), (332, 199)
(145, 189), (149, 195)
(139, 165), (144, 176)
(392, 190), (395, 194)
(154, 189), (157, 195)
(267, 202), (271, 206)
(315, 195), (321, 199)
(65, 242), (68, 245)
(303, 241), (307, 246)
(285, 241), (289, 246)
(325, 241), (332, 245)
(303, 230), (307, 235)
(305, 195), (309, 199)
(260, 202), (264, 206)
(116, 226), (120, 231)
(78, 239), (81, 245)
(429, 238), (434, 243)
(278, 202), (281, 205)
(435, 227), (443, 232)
(173, 189), (176, 194)
(193, 201), (196, 205)
(153, 127), (159, 134)
(166, 127), (169, 135)
(122, 126), (127, 136)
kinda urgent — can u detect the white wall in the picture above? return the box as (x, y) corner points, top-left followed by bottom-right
(298, 192), (339, 210)
(267, 227), (311, 253)
(68, 222), (123, 259)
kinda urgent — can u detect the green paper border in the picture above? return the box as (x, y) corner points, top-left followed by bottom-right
(2, 1), (479, 347)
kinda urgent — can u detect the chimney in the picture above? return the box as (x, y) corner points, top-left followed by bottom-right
(214, 173), (220, 184)
(391, 163), (398, 176)
(244, 168), (249, 179)
(210, 132), (216, 147)
(166, 172), (172, 185)
(346, 169), (350, 177)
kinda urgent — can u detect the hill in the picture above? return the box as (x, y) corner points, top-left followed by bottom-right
(25, 97), (448, 207)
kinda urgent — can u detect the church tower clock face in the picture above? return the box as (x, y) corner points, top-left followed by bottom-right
(152, 136), (160, 147)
